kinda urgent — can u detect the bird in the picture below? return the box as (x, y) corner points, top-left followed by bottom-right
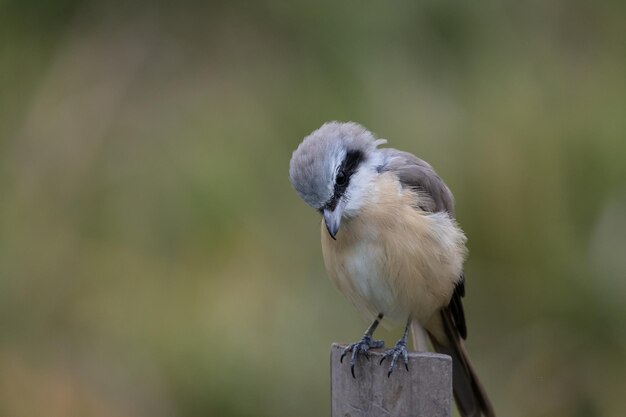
(289, 121), (495, 417)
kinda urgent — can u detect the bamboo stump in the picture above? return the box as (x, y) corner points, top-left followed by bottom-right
(331, 343), (452, 417)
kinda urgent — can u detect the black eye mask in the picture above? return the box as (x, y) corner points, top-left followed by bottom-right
(323, 149), (365, 211)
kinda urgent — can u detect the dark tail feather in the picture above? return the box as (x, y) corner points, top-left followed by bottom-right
(429, 310), (495, 417)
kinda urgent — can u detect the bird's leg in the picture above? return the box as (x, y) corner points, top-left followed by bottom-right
(340, 313), (385, 378)
(380, 318), (411, 377)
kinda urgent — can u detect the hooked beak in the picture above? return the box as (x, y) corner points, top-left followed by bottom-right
(323, 206), (343, 240)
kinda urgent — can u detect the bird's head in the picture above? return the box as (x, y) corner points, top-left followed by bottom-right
(289, 121), (387, 239)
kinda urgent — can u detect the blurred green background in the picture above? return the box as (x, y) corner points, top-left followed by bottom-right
(1, 1), (625, 416)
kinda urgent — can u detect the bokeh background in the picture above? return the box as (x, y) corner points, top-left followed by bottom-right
(1, 1), (625, 416)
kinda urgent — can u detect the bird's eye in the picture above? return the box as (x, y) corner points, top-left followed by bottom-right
(336, 170), (347, 186)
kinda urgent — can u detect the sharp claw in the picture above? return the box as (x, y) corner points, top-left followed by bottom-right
(350, 348), (358, 378)
(340, 344), (354, 363)
(380, 340), (410, 377)
(340, 335), (382, 378)
(390, 355), (398, 376)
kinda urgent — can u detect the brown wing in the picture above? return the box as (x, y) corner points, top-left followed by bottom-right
(381, 149), (494, 416)
(379, 149), (456, 215)
(380, 148), (467, 339)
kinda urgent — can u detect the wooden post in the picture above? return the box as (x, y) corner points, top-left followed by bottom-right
(331, 343), (452, 417)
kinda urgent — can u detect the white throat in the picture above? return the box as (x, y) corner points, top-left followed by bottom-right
(343, 151), (384, 217)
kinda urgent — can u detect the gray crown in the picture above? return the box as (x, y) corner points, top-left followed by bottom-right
(289, 121), (385, 209)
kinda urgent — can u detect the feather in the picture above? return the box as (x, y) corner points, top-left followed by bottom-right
(429, 310), (495, 417)
(381, 148), (494, 416)
(379, 148), (456, 216)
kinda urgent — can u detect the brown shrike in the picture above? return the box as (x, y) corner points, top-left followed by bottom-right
(289, 122), (494, 417)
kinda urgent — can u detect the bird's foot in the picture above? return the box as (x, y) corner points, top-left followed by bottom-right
(379, 339), (409, 377)
(340, 335), (384, 378)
